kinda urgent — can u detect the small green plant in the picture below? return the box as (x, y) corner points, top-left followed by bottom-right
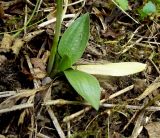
(139, 1), (157, 18)
(113, 0), (158, 19)
(47, 0), (100, 110)
(47, 0), (146, 110)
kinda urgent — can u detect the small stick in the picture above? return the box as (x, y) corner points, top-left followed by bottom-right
(37, 133), (51, 138)
(120, 37), (143, 54)
(0, 103), (33, 114)
(43, 85), (134, 106)
(47, 106), (66, 138)
(42, 99), (89, 106)
(63, 107), (91, 122)
(148, 58), (160, 75)
(67, 122), (71, 138)
(124, 25), (144, 47)
(0, 102), (159, 116)
(0, 91), (16, 98)
(130, 111), (144, 138)
(38, 14), (75, 28)
(142, 41), (160, 45)
(108, 85), (134, 100)
(67, 0), (85, 6)
(102, 104), (160, 111)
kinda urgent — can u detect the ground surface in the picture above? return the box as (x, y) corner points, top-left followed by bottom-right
(0, 0), (160, 138)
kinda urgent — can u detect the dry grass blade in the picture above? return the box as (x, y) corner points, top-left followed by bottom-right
(0, 86), (48, 110)
(136, 80), (160, 101)
(0, 91), (16, 98)
(23, 30), (45, 42)
(0, 103), (33, 114)
(47, 107), (66, 138)
(43, 85), (66, 138)
(145, 122), (160, 138)
(130, 111), (144, 138)
(102, 104), (160, 111)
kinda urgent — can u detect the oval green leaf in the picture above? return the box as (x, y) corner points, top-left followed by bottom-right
(140, 1), (156, 18)
(75, 62), (146, 76)
(64, 69), (101, 110)
(58, 13), (90, 67)
(142, 1), (156, 15)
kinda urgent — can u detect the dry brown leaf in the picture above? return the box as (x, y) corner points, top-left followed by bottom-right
(145, 122), (160, 138)
(33, 68), (47, 79)
(42, 50), (50, 63)
(0, 30), (44, 57)
(31, 58), (46, 71)
(101, 28), (120, 39)
(0, 33), (14, 52)
(11, 38), (24, 55)
(0, 55), (7, 65)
